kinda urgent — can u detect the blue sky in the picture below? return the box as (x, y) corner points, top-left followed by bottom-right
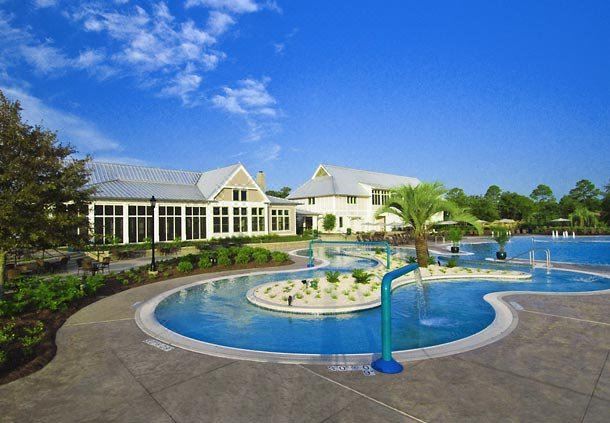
(1, 0), (609, 196)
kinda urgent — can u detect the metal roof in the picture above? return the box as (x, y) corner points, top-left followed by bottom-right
(87, 162), (274, 203)
(267, 195), (302, 206)
(289, 164), (420, 199)
(91, 180), (206, 201)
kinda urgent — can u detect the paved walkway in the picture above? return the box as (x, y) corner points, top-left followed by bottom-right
(1, 257), (609, 422)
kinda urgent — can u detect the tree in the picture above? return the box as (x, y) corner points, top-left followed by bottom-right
(468, 195), (500, 222)
(0, 90), (92, 290)
(375, 182), (481, 267)
(530, 184), (559, 223)
(567, 179), (602, 211)
(484, 185), (502, 205)
(530, 184), (555, 203)
(445, 188), (470, 208)
(265, 186), (291, 198)
(498, 192), (535, 221)
(601, 181), (610, 225)
(322, 214), (336, 232)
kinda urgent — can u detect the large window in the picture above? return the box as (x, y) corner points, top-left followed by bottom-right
(186, 207), (206, 240)
(213, 207), (229, 233)
(271, 209), (290, 231)
(232, 189), (247, 201)
(159, 206), (182, 242)
(128, 205), (153, 243)
(233, 207), (248, 233)
(93, 205), (123, 243)
(251, 207), (265, 232)
(372, 189), (389, 206)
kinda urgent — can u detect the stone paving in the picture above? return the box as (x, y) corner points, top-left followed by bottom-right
(1, 256), (609, 422)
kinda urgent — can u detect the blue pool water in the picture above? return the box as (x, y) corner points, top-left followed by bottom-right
(453, 235), (610, 266)
(154, 248), (610, 355)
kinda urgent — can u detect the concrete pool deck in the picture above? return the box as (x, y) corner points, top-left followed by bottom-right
(1, 257), (609, 422)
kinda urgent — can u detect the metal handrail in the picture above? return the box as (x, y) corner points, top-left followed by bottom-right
(371, 263), (419, 374)
(505, 248), (551, 269)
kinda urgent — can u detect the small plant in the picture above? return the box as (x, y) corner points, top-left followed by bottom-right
(447, 227), (463, 246)
(447, 258), (458, 268)
(295, 292), (304, 299)
(0, 322), (16, 345)
(351, 269), (372, 284)
(331, 293), (338, 300)
(271, 251), (289, 263)
(177, 260), (194, 273)
(310, 279), (319, 289)
(407, 256), (417, 264)
(428, 256), (437, 266)
(492, 227), (510, 252)
(315, 293), (321, 299)
(269, 293), (277, 298)
(264, 287), (272, 294)
(253, 249), (270, 264)
(348, 295), (356, 301)
(305, 289), (311, 295)
(325, 271), (340, 283)
(363, 291), (371, 297)
(324, 287), (332, 294)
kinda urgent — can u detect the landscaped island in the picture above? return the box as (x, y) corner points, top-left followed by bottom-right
(247, 263), (531, 314)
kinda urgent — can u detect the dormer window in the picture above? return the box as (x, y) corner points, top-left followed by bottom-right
(347, 196), (357, 204)
(233, 189), (247, 201)
(308, 197), (316, 205)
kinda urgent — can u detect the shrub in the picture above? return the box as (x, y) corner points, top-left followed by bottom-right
(346, 228), (352, 235)
(217, 250), (232, 267)
(198, 252), (212, 269)
(351, 269), (372, 284)
(235, 250), (251, 265)
(447, 258), (458, 268)
(407, 256), (417, 264)
(428, 256), (437, 266)
(253, 249), (270, 264)
(322, 214), (336, 231)
(271, 251), (288, 263)
(177, 260), (194, 273)
(310, 279), (319, 289)
(83, 274), (106, 295)
(325, 271), (340, 283)
(21, 321), (45, 354)
(447, 227), (463, 246)
(0, 322), (16, 345)
(374, 247), (384, 255)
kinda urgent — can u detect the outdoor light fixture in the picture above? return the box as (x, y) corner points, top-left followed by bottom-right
(150, 195), (157, 272)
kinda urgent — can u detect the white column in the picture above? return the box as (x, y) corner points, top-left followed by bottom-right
(87, 203), (95, 242)
(206, 204), (214, 240)
(122, 204), (129, 244)
(153, 203), (160, 243)
(228, 205), (234, 238)
(180, 205), (187, 241)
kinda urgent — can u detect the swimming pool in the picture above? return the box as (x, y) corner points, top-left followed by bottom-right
(149, 248), (610, 357)
(454, 235), (610, 266)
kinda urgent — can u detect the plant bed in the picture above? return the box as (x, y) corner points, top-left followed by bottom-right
(0, 247), (292, 386)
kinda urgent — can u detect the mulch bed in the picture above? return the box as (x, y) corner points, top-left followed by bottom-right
(0, 258), (294, 386)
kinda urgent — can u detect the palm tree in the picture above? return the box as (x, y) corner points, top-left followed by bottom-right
(375, 182), (482, 267)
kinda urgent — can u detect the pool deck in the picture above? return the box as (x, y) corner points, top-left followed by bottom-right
(1, 257), (609, 422)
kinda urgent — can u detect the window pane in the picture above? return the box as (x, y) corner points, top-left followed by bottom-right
(129, 206), (136, 215)
(115, 205), (123, 215)
(241, 190), (247, 201)
(116, 218), (123, 241)
(129, 217), (137, 242)
(94, 205), (103, 215)
(233, 190), (239, 201)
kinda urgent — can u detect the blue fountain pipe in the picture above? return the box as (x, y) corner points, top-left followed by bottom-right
(307, 239), (391, 269)
(371, 263), (419, 374)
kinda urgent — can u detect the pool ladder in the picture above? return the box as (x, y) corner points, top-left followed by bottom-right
(506, 248), (551, 270)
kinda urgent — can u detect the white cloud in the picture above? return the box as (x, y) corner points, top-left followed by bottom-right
(206, 11), (235, 36)
(34, 0), (57, 8)
(185, 0), (259, 14)
(1, 86), (121, 152)
(68, 2), (226, 102)
(212, 77), (281, 141)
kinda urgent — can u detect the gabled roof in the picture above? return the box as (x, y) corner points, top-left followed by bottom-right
(87, 162), (270, 202)
(289, 164), (420, 199)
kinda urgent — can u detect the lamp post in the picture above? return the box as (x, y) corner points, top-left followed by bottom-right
(150, 195), (157, 272)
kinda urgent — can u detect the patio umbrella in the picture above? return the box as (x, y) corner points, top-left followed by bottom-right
(549, 218), (571, 223)
(475, 219), (488, 224)
(494, 218), (516, 224)
(434, 220), (458, 226)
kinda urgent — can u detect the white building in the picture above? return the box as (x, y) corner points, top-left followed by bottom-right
(289, 164), (441, 233)
(87, 162), (298, 244)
